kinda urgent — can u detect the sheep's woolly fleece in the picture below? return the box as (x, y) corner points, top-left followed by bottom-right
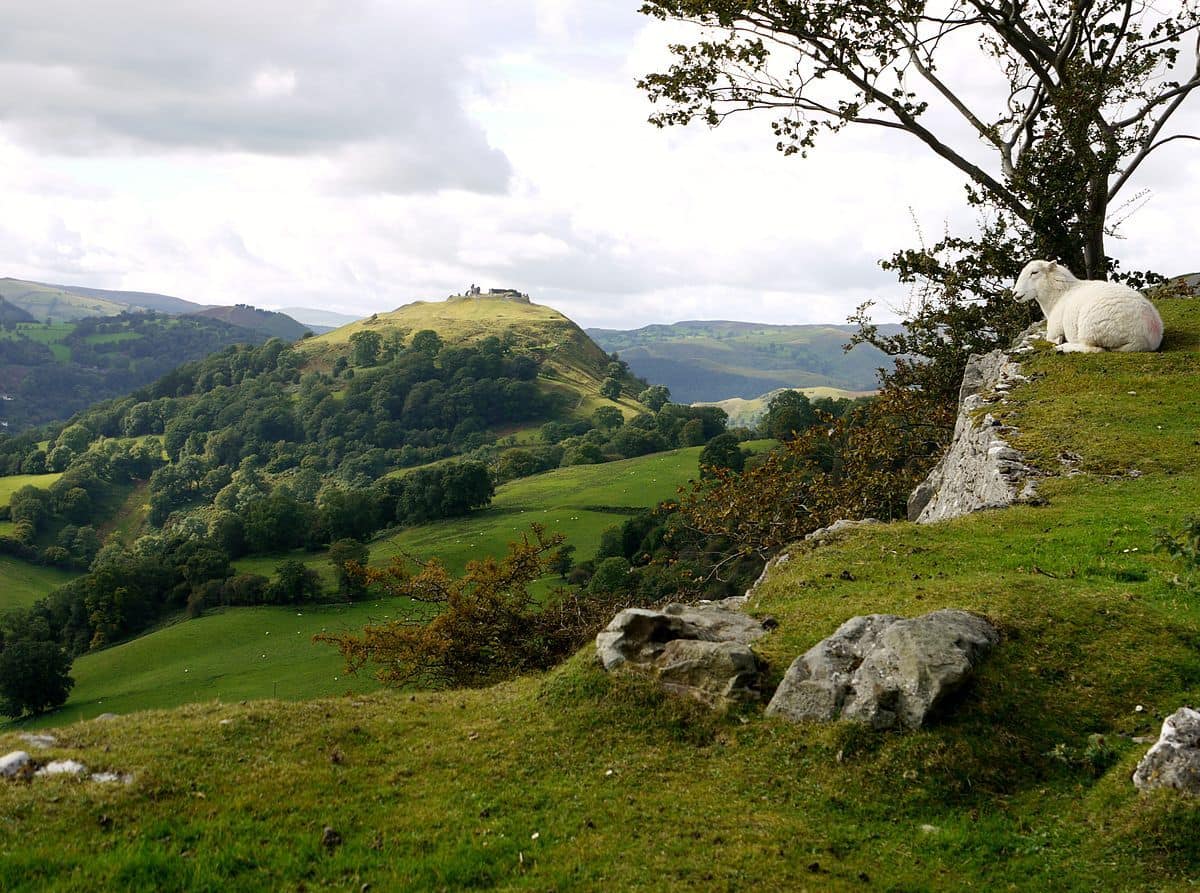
(1014, 260), (1163, 353)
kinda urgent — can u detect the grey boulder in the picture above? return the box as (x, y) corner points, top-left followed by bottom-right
(654, 639), (761, 706)
(596, 603), (767, 671)
(767, 609), (1000, 731)
(1133, 707), (1200, 795)
(596, 603), (770, 705)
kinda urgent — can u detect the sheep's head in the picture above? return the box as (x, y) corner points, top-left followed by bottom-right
(1014, 259), (1077, 308)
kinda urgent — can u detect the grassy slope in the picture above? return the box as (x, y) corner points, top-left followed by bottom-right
(0, 472), (63, 506)
(0, 278), (203, 321)
(0, 556), (76, 612)
(0, 280), (128, 323)
(25, 448), (713, 728)
(3, 304), (1200, 889)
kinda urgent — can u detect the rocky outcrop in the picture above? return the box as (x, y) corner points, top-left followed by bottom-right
(766, 609), (1000, 731)
(596, 602), (771, 705)
(908, 326), (1042, 524)
(1133, 707), (1200, 795)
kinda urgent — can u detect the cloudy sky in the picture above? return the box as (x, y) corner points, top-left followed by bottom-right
(0, 1), (1197, 329)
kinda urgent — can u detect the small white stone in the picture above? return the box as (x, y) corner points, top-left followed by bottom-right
(36, 760), (88, 777)
(19, 733), (56, 750)
(0, 751), (32, 778)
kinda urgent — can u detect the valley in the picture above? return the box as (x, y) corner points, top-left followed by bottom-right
(588, 319), (899, 403)
(21, 446), (730, 728)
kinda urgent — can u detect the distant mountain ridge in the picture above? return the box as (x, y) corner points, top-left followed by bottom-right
(190, 304), (311, 341)
(0, 278), (208, 323)
(0, 277), (342, 337)
(588, 319), (900, 403)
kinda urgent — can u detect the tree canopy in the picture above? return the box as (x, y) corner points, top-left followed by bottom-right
(640, 1), (1200, 276)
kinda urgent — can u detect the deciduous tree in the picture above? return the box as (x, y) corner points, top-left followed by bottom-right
(640, 1), (1200, 277)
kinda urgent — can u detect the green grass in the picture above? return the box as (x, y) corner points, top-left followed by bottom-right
(2, 302), (1199, 889)
(0, 555), (77, 613)
(23, 604), (392, 726)
(99, 482), (150, 546)
(0, 472), (63, 506)
(9, 322), (74, 361)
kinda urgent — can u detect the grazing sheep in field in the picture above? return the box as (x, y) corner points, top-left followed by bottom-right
(1013, 259), (1164, 353)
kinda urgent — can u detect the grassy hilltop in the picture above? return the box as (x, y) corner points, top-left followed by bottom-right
(302, 293), (645, 417)
(2, 300), (1199, 890)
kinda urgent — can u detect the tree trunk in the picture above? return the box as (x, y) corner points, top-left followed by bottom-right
(1082, 180), (1108, 279)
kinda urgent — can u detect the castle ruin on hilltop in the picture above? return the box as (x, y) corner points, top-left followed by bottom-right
(452, 284), (531, 303)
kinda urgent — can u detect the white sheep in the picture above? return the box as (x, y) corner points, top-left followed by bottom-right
(1013, 259), (1164, 353)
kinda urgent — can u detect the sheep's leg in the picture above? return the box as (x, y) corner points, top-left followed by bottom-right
(1045, 313), (1066, 344)
(1056, 342), (1104, 353)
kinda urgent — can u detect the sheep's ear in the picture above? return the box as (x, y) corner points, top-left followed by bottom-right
(1047, 260), (1059, 270)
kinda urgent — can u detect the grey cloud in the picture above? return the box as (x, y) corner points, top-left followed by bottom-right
(0, 1), (521, 194)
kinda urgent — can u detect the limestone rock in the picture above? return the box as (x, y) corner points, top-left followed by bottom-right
(596, 602), (770, 705)
(910, 326), (1042, 524)
(0, 751), (32, 779)
(765, 614), (898, 722)
(654, 640), (760, 705)
(767, 610), (1000, 731)
(18, 733), (56, 750)
(596, 603), (767, 672)
(745, 551), (792, 599)
(1133, 707), (1200, 795)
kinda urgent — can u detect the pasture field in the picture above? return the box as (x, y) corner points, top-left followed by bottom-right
(236, 445), (738, 580)
(1, 302), (1199, 889)
(0, 555), (77, 613)
(0, 472), (63, 506)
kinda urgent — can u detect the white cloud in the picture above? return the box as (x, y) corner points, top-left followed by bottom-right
(0, 1), (1195, 331)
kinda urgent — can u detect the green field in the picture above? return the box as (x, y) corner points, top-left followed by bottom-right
(25, 446), (724, 728)
(0, 555), (77, 613)
(0, 472), (63, 506)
